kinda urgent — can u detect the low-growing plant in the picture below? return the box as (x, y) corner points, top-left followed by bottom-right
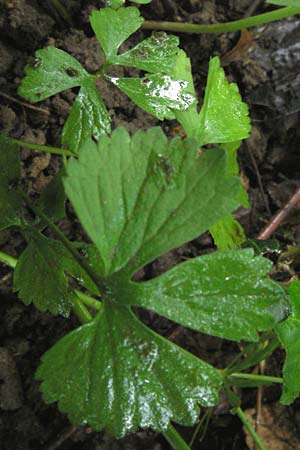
(1, 2), (300, 449)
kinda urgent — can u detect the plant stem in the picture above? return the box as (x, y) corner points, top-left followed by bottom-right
(235, 407), (267, 450)
(72, 295), (92, 323)
(18, 191), (106, 294)
(163, 424), (192, 450)
(230, 372), (283, 384)
(13, 138), (74, 157)
(0, 251), (17, 269)
(75, 290), (102, 311)
(141, 6), (300, 34)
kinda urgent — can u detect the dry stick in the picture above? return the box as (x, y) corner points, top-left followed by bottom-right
(0, 91), (50, 115)
(257, 186), (300, 240)
(246, 143), (272, 217)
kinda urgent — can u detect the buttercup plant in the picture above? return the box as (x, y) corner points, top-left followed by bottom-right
(1, 2), (300, 449)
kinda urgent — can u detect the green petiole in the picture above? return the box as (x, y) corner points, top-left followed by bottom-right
(141, 6), (300, 34)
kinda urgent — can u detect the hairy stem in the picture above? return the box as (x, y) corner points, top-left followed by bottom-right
(230, 372), (283, 384)
(163, 424), (192, 450)
(142, 6), (300, 34)
(13, 138), (74, 157)
(235, 407), (267, 450)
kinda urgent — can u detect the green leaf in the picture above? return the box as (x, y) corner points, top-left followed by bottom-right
(210, 215), (246, 250)
(105, 0), (125, 8)
(266, 0), (300, 6)
(18, 47), (87, 102)
(115, 32), (180, 73)
(275, 279), (300, 404)
(64, 127), (241, 276)
(197, 57), (251, 146)
(90, 7), (143, 63)
(13, 231), (98, 315)
(209, 141), (248, 250)
(36, 302), (222, 437)
(62, 78), (111, 154)
(171, 50), (199, 137)
(111, 74), (196, 120)
(38, 167), (66, 222)
(0, 133), (23, 230)
(128, 249), (288, 342)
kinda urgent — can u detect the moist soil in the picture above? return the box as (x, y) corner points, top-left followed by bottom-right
(1, 1), (300, 449)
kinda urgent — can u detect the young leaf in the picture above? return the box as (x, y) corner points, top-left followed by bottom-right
(62, 78), (111, 154)
(0, 134), (23, 230)
(171, 50), (199, 137)
(110, 74), (196, 120)
(210, 215), (246, 250)
(275, 279), (300, 404)
(36, 302), (222, 437)
(115, 32), (180, 73)
(90, 7), (143, 64)
(13, 232), (99, 315)
(197, 57), (251, 146)
(18, 47), (87, 102)
(128, 249), (289, 342)
(18, 48), (110, 152)
(64, 127), (241, 276)
(105, 0), (125, 8)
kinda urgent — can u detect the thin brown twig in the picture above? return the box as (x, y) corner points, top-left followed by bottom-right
(257, 186), (300, 240)
(44, 425), (77, 450)
(246, 143), (272, 217)
(0, 91), (50, 115)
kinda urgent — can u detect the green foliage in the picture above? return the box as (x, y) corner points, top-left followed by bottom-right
(32, 127), (287, 436)
(267, 0), (300, 6)
(0, 134), (23, 230)
(275, 280), (300, 404)
(90, 7), (143, 64)
(131, 249), (288, 342)
(64, 127), (241, 276)
(197, 57), (251, 146)
(36, 303), (222, 437)
(110, 74), (196, 120)
(38, 168), (66, 222)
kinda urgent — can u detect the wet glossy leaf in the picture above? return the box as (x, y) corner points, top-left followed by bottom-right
(18, 47), (87, 102)
(275, 279), (300, 404)
(115, 32), (180, 73)
(62, 78), (111, 154)
(129, 249), (289, 342)
(197, 57), (251, 146)
(111, 74), (196, 120)
(0, 133), (23, 230)
(13, 232), (97, 315)
(64, 127), (241, 276)
(36, 302), (222, 437)
(171, 50), (199, 137)
(38, 168), (66, 222)
(90, 7), (143, 63)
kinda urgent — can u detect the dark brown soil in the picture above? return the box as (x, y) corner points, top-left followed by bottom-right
(1, 1), (300, 449)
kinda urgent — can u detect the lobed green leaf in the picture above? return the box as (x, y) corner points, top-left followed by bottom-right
(36, 302), (222, 437)
(127, 249), (289, 342)
(90, 7), (143, 63)
(64, 127), (241, 277)
(266, 0), (300, 5)
(111, 74), (196, 120)
(115, 32), (180, 73)
(38, 167), (66, 222)
(197, 57), (251, 146)
(62, 78), (111, 154)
